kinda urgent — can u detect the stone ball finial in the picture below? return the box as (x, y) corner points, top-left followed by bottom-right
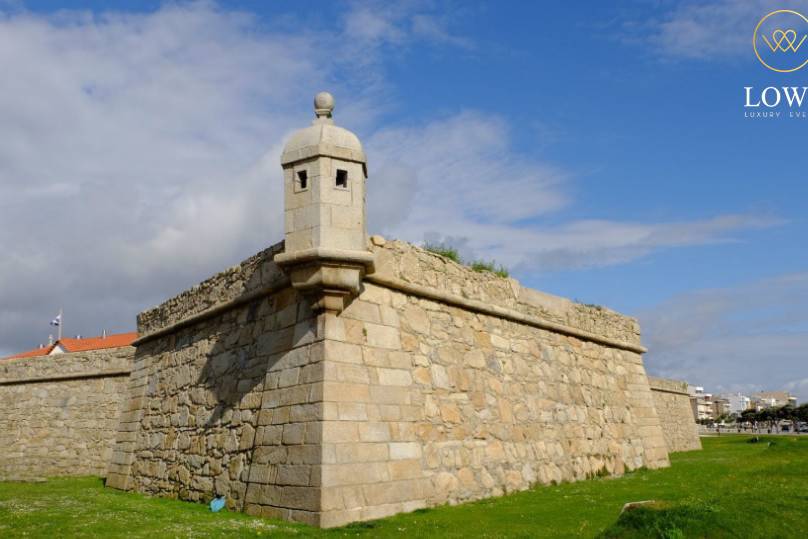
(314, 91), (335, 118)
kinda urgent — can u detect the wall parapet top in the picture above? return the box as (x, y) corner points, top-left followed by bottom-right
(648, 376), (690, 395)
(0, 346), (133, 384)
(366, 273), (646, 354)
(132, 237), (645, 352)
(136, 242), (286, 336)
(372, 239), (642, 349)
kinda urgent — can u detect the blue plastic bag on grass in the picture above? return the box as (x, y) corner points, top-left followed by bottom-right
(210, 496), (226, 513)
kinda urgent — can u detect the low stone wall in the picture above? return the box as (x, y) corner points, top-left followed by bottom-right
(648, 377), (701, 452)
(0, 347), (133, 480)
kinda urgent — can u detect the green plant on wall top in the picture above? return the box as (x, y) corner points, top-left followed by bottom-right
(423, 243), (461, 263)
(469, 260), (509, 278)
(424, 243), (509, 278)
(575, 298), (604, 311)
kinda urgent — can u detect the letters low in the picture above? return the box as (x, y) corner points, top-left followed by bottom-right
(745, 86), (808, 108)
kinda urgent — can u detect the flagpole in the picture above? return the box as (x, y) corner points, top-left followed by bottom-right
(58, 308), (63, 341)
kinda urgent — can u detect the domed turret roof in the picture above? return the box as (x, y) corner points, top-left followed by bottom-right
(281, 92), (366, 169)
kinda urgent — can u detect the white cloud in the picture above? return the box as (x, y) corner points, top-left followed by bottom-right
(366, 112), (780, 271)
(516, 214), (782, 272)
(0, 1), (476, 355)
(785, 378), (808, 399)
(641, 273), (808, 403)
(410, 13), (474, 49)
(0, 1), (785, 361)
(330, 1), (473, 104)
(0, 3), (372, 353)
(367, 111), (569, 228)
(341, 0), (472, 50)
(343, 5), (406, 44)
(641, 0), (806, 59)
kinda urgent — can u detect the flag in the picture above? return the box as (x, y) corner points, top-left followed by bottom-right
(50, 313), (61, 327)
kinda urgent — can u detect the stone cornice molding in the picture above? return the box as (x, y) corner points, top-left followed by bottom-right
(0, 369), (131, 386)
(274, 247), (375, 272)
(280, 144), (367, 168)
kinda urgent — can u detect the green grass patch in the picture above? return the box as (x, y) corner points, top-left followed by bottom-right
(575, 299), (605, 311)
(469, 260), (510, 278)
(600, 501), (724, 539)
(423, 242), (461, 263)
(1, 436), (808, 537)
(423, 243), (509, 278)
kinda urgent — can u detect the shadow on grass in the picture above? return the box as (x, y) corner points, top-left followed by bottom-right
(343, 521), (378, 530)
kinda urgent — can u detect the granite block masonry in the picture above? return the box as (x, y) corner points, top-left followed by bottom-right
(0, 347), (133, 480)
(648, 377), (701, 452)
(101, 93), (677, 528)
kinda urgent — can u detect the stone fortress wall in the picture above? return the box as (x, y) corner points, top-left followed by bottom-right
(647, 376), (701, 452)
(0, 347), (133, 480)
(0, 93), (699, 529)
(106, 242), (330, 521)
(105, 235), (672, 527)
(311, 239), (670, 526)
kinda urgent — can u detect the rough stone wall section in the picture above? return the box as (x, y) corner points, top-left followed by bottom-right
(648, 377), (701, 452)
(0, 347), (133, 480)
(373, 241), (641, 348)
(313, 241), (669, 526)
(107, 290), (323, 521)
(107, 242), (331, 525)
(136, 243), (287, 336)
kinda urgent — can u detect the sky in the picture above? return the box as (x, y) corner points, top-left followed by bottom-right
(1, 0), (806, 402)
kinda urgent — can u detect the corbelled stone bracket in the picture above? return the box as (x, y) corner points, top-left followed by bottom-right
(274, 247), (375, 313)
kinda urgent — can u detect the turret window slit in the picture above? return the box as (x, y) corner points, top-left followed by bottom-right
(336, 169), (348, 188)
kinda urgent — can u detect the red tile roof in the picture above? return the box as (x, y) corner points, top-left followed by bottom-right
(58, 332), (138, 353)
(4, 344), (55, 360)
(3, 331), (137, 360)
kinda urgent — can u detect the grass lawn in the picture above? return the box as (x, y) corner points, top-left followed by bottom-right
(1, 436), (807, 538)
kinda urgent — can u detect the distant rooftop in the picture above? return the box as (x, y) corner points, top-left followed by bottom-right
(753, 391), (797, 402)
(3, 331), (137, 360)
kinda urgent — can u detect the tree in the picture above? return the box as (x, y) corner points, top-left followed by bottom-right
(740, 409), (758, 430)
(797, 404), (808, 423)
(716, 413), (734, 424)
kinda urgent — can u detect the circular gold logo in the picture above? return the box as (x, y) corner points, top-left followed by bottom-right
(754, 10), (808, 72)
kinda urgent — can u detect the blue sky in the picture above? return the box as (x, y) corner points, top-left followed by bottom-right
(1, 0), (806, 400)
